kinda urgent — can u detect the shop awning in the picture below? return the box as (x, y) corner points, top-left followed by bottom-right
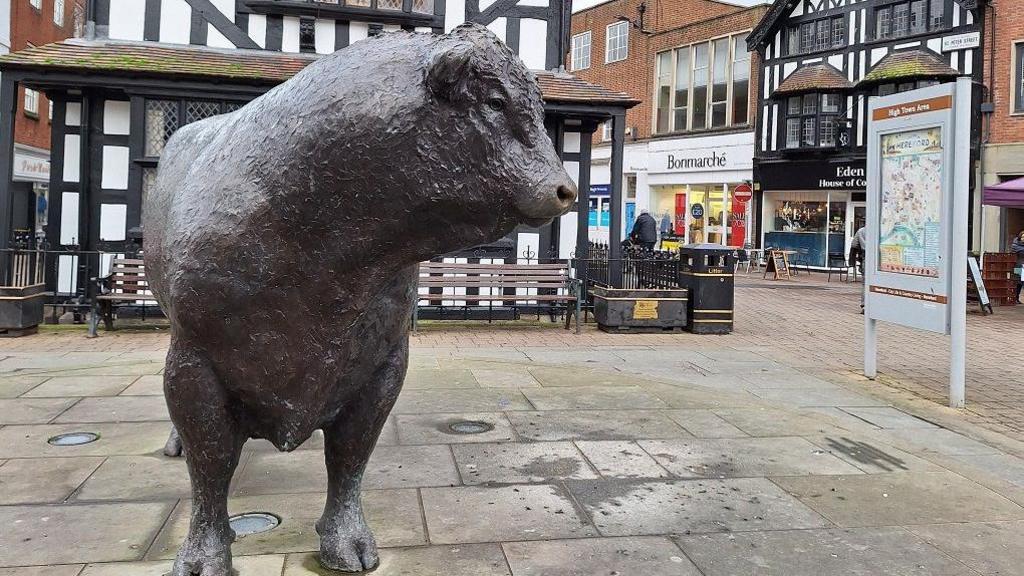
(983, 177), (1024, 207)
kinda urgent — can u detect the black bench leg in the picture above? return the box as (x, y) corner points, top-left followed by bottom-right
(87, 301), (100, 338)
(102, 302), (115, 332)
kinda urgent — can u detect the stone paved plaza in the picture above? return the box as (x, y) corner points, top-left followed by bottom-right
(1, 283), (1023, 575)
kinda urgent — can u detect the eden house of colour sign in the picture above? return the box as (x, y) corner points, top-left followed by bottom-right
(864, 78), (971, 408)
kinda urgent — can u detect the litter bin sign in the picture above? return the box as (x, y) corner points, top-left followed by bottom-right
(679, 243), (736, 334)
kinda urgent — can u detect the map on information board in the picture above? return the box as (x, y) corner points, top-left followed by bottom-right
(878, 127), (943, 277)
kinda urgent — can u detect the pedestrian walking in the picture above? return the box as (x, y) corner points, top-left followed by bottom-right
(630, 209), (658, 251)
(851, 225), (867, 312)
(1012, 229), (1024, 303)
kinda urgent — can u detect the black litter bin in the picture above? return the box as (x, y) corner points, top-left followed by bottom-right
(679, 243), (736, 334)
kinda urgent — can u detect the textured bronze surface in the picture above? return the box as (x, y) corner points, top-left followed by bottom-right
(144, 24), (575, 575)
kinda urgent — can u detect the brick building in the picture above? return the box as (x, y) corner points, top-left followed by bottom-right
(980, 0), (1024, 250)
(9, 0), (84, 244)
(568, 0), (768, 248)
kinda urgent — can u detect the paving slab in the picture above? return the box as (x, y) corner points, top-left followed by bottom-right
(403, 368), (480, 389)
(117, 375), (163, 396)
(234, 445), (460, 495)
(521, 386), (667, 411)
(149, 489), (425, 559)
(74, 455), (191, 501)
(574, 440), (671, 479)
(732, 371), (841, 389)
(568, 478), (830, 536)
(0, 398), (78, 424)
(502, 536), (702, 576)
(527, 366), (644, 388)
(712, 408), (850, 437)
(78, 554), (285, 575)
(452, 441), (597, 484)
(0, 422), (171, 458)
(639, 437), (864, 478)
(772, 471), (1024, 527)
(908, 520), (1024, 576)
(953, 452), (1024, 487)
(665, 409), (749, 438)
(0, 567), (83, 576)
(56, 363), (164, 377)
(53, 396), (169, 423)
(470, 368), (541, 388)
(876, 428), (1002, 457)
(421, 484), (598, 544)
(840, 407), (939, 429)
(0, 457), (104, 504)
(0, 502), (174, 566)
(284, 544), (511, 575)
(0, 375), (49, 398)
(23, 376), (137, 398)
(640, 382), (756, 409)
(802, 407), (884, 433)
(676, 527), (974, 576)
(749, 386), (888, 407)
(507, 410), (691, 442)
(806, 435), (945, 474)
(392, 389), (532, 414)
(395, 412), (517, 445)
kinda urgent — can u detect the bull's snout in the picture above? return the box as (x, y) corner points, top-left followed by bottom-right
(516, 176), (578, 225)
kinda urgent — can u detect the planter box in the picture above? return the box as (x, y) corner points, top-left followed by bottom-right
(591, 286), (689, 333)
(0, 284), (49, 336)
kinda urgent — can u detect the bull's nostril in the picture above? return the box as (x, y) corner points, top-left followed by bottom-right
(556, 185), (575, 204)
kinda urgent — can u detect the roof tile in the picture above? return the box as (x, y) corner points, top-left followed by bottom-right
(773, 63), (854, 97)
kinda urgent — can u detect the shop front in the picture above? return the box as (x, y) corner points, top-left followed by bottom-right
(10, 145), (50, 244)
(643, 132), (755, 250)
(755, 158), (866, 268)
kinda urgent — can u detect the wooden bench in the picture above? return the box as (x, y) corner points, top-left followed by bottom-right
(415, 261), (581, 333)
(88, 258), (159, 337)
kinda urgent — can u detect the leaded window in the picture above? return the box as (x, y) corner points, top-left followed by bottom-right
(411, 0), (434, 14)
(789, 16), (844, 55)
(378, 0), (402, 10)
(299, 17), (316, 53)
(784, 93), (842, 149)
(877, 0), (946, 40)
(145, 100), (178, 157)
(185, 101), (221, 125)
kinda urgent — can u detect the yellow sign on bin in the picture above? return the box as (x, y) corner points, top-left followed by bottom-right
(633, 299), (659, 320)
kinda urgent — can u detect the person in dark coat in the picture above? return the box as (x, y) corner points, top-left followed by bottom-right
(630, 209), (658, 251)
(1012, 229), (1024, 303)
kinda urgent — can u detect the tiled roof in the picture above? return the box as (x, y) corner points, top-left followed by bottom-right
(773, 63), (854, 97)
(0, 39), (638, 107)
(859, 49), (960, 86)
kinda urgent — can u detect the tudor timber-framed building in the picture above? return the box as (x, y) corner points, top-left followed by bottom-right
(0, 0), (637, 298)
(748, 0), (986, 268)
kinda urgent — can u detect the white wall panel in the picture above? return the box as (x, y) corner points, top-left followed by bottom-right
(101, 146), (130, 190)
(99, 204), (128, 241)
(248, 14), (267, 48)
(963, 49), (972, 75)
(563, 160), (579, 186)
(770, 104), (778, 151)
(563, 131), (581, 154)
(315, 19), (335, 54)
(486, 17), (507, 43)
(383, 24), (401, 32)
(349, 22), (369, 44)
(782, 61), (797, 79)
(208, 26), (234, 48)
(108, 0), (145, 40)
(558, 212), (577, 259)
(57, 255), (78, 294)
(870, 47), (887, 65)
(282, 16), (300, 52)
(160, 0), (191, 44)
(103, 100), (130, 135)
(445, 0), (466, 32)
(517, 232), (540, 263)
(927, 38), (942, 53)
(63, 134), (80, 183)
(59, 193), (79, 245)
(519, 18), (547, 70)
(414, 26), (433, 33)
(827, 55), (844, 69)
(65, 102), (81, 126)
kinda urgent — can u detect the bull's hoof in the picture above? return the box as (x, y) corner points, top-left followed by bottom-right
(171, 529), (233, 576)
(164, 427), (183, 457)
(318, 519), (380, 573)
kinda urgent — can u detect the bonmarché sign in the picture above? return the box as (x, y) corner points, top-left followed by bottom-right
(650, 147), (749, 173)
(756, 159), (867, 190)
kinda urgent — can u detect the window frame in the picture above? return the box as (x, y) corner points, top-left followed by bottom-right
(570, 31), (592, 71)
(1014, 41), (1024, 115)
(23, 88), (39, 118)
(783, 92), (843, 150)
(652, 32), (752, 135)
(28, 0), (41, 10)
(875, 0), (947, 41)
(787, 15), (845, 56)
(53, 0), (65, 26)
(605, 21), (629, 64)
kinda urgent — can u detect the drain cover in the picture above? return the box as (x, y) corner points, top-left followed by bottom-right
(229, 512), (280, 536)
(448, 420), (494, 434)
(47, 432), (100, 446)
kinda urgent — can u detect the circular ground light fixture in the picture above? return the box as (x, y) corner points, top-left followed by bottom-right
(47, 432), (100, 446)
(229, 512), (280, 537)
(448, 420), (494, 434)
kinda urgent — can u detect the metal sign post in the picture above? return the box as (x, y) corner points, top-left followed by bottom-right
(864, 77), (972, 409)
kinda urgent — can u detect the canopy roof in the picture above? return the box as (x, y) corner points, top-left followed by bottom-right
(859, 49), (960, 87)
(983, 177), (1024, 207)
(773, 64), (854, 97)
(0, 38), (639, 107)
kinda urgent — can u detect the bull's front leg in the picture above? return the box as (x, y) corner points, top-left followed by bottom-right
(165, 342), (246, 576)
(317, 342), (407, 572)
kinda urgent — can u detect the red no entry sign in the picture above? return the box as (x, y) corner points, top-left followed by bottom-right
(733, 184), (753, 203)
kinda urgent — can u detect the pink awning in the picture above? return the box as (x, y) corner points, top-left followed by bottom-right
(983, 177), (1024, 207)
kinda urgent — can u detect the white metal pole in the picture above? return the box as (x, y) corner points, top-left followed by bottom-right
(949, 77), (972, 409)
(864, 316), (877, 379)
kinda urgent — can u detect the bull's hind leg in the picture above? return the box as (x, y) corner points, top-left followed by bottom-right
(165, 342), (246, 576)
(318, 343), (408, 572)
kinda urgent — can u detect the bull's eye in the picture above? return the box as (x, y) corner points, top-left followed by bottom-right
(487, 97), (506, 112)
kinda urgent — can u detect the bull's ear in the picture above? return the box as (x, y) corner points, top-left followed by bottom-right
(426, 42), (474, 103)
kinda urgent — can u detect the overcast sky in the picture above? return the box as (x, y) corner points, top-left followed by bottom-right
(572, 0), (771, 12)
